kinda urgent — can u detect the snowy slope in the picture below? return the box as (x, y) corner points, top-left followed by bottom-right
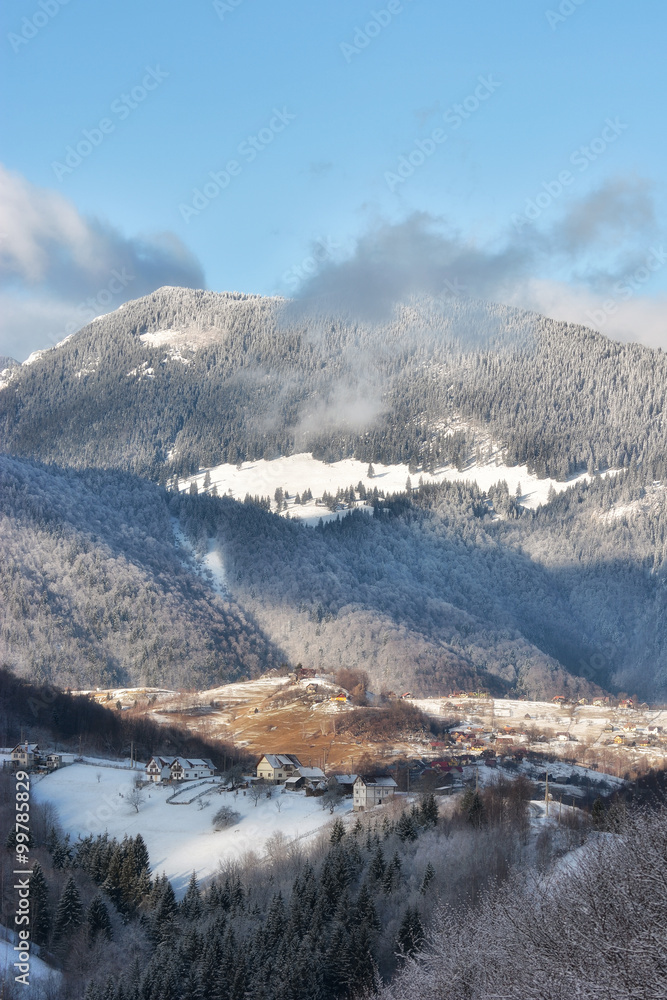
(32, 763), (351, 895)
(179, 450), (601, 524)
(179, 453), (604, 525)
(0, 937), (62, 996)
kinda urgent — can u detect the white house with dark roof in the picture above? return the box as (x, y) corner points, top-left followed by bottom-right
(353, 775), (398, 811)
(145, 755), (216, 783)
(256, 754), (302, 783)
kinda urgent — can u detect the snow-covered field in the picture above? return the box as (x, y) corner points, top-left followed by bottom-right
(179, 451), (600, 525)
(0, 937), (61, 997)
(32, 764), (351, 895)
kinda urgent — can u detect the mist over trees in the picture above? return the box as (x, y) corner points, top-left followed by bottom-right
(3, 288), (667, 698)
(3, 287), (667, 482)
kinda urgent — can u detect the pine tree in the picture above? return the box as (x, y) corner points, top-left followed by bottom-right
(54, 875), (83, 938)
(419, 862), (436, 894)
(396, 811), (418, 842)
(330, 818), (346, 844)
(131, 834), (151, 876)
(465, 790), (485, 828)
(397, 906), (425, 957)
(367, 463), (375, 479)
(368, 844), (385, 881)
(181, 871), (203, 920)
(347, 923), (378, 995)
(87, 894), (112, 943)
(420, 793), (439, 827)
(354, 883), (380, 930)
(29, 863), (51, 946)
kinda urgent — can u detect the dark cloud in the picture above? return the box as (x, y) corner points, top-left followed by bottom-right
(290, 178), (662, 326)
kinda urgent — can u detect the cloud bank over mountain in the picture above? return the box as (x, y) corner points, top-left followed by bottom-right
(0, 165), (206, 360)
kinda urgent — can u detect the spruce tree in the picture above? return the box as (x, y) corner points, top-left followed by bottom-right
(54, 875), (83, 938)
(330, 818), (346, 844)
(354, 883), (380, 930)
(29, 863), (51, 946)
(131, 834), (151, 875)
(369, 844), (385, 881)
(397, 906), (425, 957)
(420, 793), (439, 827)
(419, 862), (436, 894)
(396, 811), (418, 842)
(87, 894), (113, 943)
(181, 871), (203, 920)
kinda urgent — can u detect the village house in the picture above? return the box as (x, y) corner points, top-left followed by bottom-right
(45, 751), (76, 769)
(332, 773), (358, 795)
(9, 743), (75, 772)
(145, 755), (216, 783)
(11, 742), (40, 769)
(284, 765), (327, 792)
(353, 775), (398, 811)
(255, 753), (302, 784)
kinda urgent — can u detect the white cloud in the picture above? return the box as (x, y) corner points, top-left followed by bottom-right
(514, 278), (667, 349)
(0, 165), (205, 360)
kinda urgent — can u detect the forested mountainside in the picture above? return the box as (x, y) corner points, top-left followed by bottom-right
(174, 466), (667, 703)
(2, 451), (667, 700)
(2, 286), (667, 482)
(0, 455), (280, 690)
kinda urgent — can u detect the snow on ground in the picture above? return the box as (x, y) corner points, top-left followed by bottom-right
(0, 937), (62, 996)
(32, 764), (350, 896)
(202, 540), (227, 593)
(178, 451), (604, 525)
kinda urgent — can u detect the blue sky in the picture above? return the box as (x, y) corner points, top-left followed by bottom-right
(1, 0), (666, 359)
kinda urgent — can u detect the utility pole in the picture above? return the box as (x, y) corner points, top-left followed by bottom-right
(545, 770), (549, 818)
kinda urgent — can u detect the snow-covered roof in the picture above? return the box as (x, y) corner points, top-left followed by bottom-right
(355, 775), (398, 787)
(297, 766), (325, 779)
(334, 774), (358, 784)
(261, 753), (302, 769)
(147, 755), (215, 770)
(172, 757), (215, 770)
